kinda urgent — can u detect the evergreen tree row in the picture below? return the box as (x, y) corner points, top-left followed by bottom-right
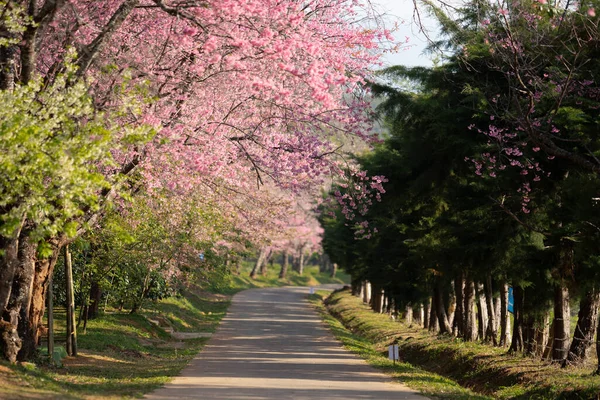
(320, 0), (600, 372)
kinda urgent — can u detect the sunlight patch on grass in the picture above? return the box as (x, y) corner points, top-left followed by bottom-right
(219, 264), (349, 295)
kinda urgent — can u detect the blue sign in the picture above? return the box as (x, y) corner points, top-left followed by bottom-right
(507, 286), (514, 314)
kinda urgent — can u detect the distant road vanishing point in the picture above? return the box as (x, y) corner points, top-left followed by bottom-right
(146, 286), (429, 400)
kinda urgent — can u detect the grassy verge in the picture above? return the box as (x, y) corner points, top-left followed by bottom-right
(216, 263), (349, 295)
(0, 263), (347, 399)
(309, 291), (489, 400)
(318, 289), (600, 400)
(0, 294), (223, 399)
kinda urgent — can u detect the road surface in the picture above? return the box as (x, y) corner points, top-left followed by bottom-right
(146, 286), (428, 400)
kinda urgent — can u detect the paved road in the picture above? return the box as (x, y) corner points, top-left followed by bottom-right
(146, 286), (428, 400)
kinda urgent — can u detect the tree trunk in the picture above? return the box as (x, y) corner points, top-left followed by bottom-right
(522, 313), (534, 355)
(551, 284), (570, 362)
(260, 250), (273, 276)
(464, 278), (477, 341)
(509, 286), (525, 353)
(234, 257), (241, 275)
(428, 296), (439, 333)
(250, 248), (268, 279)
(595, 307), (600, 374)
(434, 279), (452, 334)
(500, 283), (511, 347)
(544, 319), (554, 359)
(564, 288), (600, 367)
(47, 274), (54, 363)
(279, 250), (289, 279)
(330, 263), (337, 278)
(447, 283), (456, 328)
(476, 283), (488, 341)
(453, 272), (464, 337)
(382, 294), (389, 315)
(319, 253), (328, 273)
(259, 259), (268, 276)
(552, 239), (573, 361)
(65, 246), (77, 356)
(494, 295), (501, 334)
(415, 303), (424, 328)
(82, 305), (89, 335)
(76, 262), (87, 329)
(88, 281), (102, 320)
(0, 223), (26, 360)
(19, 15), (39, 85)
(351, 278), (361, 296)
(405, 304), (413, 325)
(535, 312), (550, 357)
(0, 229), (24, 315)
(424, 298), (430, 329)
(362, 281), (371, 304)
(484, 275), (498, 345)
(75, 0), (142, 77)
(386, 295), (394, 315)
(522, 305), (549, 357)
(298, 246), (306, 275)
(292, 254), (300, 272)
(371, 286), (384, 313)
(1, 234), (36, 363)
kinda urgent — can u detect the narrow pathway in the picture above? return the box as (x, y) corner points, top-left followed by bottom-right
(146, 286), (428, 400)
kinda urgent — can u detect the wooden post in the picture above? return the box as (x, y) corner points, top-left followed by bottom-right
(47, 274), (54, 363)
(65, 245), (77, 356)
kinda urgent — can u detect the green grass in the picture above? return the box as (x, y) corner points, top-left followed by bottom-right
(318, 289), (600, 400)
(1, 295), (216, 399)
(142, 290), (229, 333)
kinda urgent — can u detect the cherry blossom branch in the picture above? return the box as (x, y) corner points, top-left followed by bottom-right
(488, 196), (549, 235)
(76, 0), (140, 77)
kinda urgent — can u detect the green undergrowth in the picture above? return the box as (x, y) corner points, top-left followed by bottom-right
(318, 289), (600, 400)
(217, 263), (349, 295)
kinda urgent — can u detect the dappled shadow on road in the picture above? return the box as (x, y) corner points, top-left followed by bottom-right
(150, 383), (421, 399)
(146, 287), (426, 399)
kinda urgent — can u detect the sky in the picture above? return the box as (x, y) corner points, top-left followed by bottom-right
(375, 0), (440, 68)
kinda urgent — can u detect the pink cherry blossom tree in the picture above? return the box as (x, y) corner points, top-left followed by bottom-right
(0, 0), (394, 360)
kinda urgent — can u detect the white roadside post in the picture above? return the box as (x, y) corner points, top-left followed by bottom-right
(388, 342), (399, 365)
